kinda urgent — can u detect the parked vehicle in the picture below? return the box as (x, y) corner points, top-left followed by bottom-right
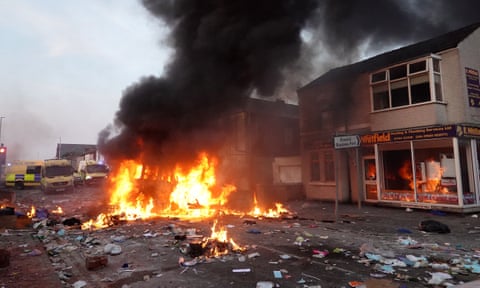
(77, 160), (109, 186)
(4, 160), (43, 189)
(40, 159), (75, 193)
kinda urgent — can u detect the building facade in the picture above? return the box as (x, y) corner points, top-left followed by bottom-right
(219, 98), (302, 206)
(298, 23), (480, 212)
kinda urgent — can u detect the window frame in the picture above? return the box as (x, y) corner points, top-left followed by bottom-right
(370, 55), (442, 112)
(309, 149), (335, 183)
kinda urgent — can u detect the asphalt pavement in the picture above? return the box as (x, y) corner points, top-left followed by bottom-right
(2, 187), (480, 287)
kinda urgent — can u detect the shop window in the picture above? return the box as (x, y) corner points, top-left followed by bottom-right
(383, 150), (413, 191)
(310, 150), (335, 182)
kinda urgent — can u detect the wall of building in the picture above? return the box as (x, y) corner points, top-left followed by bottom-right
(459, 28), (480, 124)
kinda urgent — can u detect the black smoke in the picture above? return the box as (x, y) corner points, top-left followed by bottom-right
(99, 0), (480, 166)
(311, 0), (480, 64)
(98, 0), (318, 166)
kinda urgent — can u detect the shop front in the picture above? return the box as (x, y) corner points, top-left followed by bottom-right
(360, 124), (480, 212)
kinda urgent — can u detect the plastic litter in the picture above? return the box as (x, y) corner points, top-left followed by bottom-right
(72, 280), (87, 288)
(256, 281), (275, 288)
(396, 228), (412, 234)
(178, 257), (197, 267)
(312, 249), (329, 258)
(232, 268), (251, 273)
(104, 243), (122, 255)
(427, 272), (452, 285)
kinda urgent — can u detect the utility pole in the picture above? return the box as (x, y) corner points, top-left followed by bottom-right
(0, 116), (4, 144)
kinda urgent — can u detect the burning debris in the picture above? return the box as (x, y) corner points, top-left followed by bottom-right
(80, 152), (296, 231)
(177, 220), (246, 261)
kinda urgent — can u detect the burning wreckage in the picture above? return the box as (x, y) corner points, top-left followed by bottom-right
(76, 152), (296, 260)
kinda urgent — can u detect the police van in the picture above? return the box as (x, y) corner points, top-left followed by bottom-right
(77, 160), (109, 186)
(40, 159), (75, 193)
(5, 160), (44, 189)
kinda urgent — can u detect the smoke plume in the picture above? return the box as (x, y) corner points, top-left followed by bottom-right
(98, 0), (318, 166)
(99, 0), (480, 166)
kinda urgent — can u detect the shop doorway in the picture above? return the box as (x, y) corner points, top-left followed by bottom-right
(363, 156), (378, 200)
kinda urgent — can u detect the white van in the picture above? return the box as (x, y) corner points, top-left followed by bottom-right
(77, 160), (109, 186)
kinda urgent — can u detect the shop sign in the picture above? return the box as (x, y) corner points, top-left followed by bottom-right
(360, 125), (456, 144)
(456, 124), (480, 138)
(466, 67), (480, 107)
(333, 135), (361, 149)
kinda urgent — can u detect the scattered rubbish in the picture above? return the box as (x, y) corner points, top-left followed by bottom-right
(463, 261), (480, 273)
(238, 255), (246, 262)
(273, 270), (282, 278)
(405, 207), (413, 212)
(112, 235), (127, 242)
(427, 271), (452, 285)
(104, 243), (122, 255)
(279, 254), (292, 260)
(430, 210), (447, 216)
(332, 248), (345, 253)
(232, 268), (251, 273)
(431, 263), (450, 270)
(397, 236), (417, 246)
(312, 249), (329, 258)
(374, 264), (395, 274)
(419, 220), (450, 233)
(26, 249), (42, 256)
(85, 255), (108, 270)
(72, 280), (87, 288)
(294, 236), (306, 246)
(396, 228), (412, 234)
(370, 273), (386, 278)
(248, 252), (260, 258)
(62, 217), (81, 226)
(247, 229), (261, 234)
(35, 208), (49, 219)
(297, 278), (306, 284)
(348, 281), (364, 287)
(256, 281), (275, 288)
(178, 257), (198, 267)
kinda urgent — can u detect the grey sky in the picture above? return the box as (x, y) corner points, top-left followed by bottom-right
(0, 0), (170, 161)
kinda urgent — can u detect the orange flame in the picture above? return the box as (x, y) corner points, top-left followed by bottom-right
(27, 205), (35, 218)
(82, 152), (291, 230)
(249, 193), (291, 218)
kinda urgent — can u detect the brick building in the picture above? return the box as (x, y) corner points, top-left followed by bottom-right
(298, 22), (480, 212)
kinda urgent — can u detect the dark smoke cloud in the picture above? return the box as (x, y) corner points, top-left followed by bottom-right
(312, 0), (480, 64)
(98, 0), (318, 165)
(99, 0), (480, 166)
